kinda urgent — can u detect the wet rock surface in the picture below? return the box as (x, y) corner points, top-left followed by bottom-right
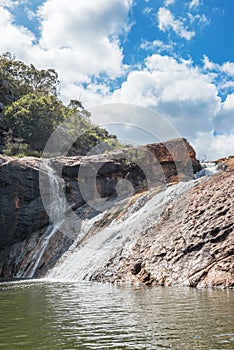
(0, 137), (201, 279)
(95, 169), (234, 288)
(0, 156), (48, 250)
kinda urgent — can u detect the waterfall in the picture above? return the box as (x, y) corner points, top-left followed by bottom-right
(48, 179), (201, 281)
(194, 162), (218, 179)
(19, 160), (67, 278)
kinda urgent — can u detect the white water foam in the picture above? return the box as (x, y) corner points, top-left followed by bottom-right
(48, 179), (200, 281)
(18, 160), (67, 278)
(194, 162), (218, 179)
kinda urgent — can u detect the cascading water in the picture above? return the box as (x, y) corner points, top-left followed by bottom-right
(194, 162), (218, 179)
(18, 157), (217, 281)
(48, 179), (202, 281)
(19, 160), (67, 278)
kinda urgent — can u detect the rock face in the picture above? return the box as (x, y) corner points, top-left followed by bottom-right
(54, 137), (201, 206)
(94, 168), (234, 289)
(0, 156), (53, 277)
(0, 156), (48, 249)
(0, 137), (233, 289)
(0, 137), (201, 278)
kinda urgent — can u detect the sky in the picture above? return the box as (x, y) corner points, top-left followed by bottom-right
(0, 0), (234, 160)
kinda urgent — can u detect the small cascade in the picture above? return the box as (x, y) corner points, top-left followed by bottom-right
(194, 162), (218, 179)
(20, 160), (67, 278)
(48, 179), (200, 281)
(25, 225), (58, 278)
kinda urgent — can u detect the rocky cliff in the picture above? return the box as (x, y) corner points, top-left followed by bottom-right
(0, 138), (201, 278)
(0, 139), (233, 288)
(91, 167), (234, 288)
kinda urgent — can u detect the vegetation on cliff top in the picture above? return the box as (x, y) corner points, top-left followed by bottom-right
(0, 52), (120, 157)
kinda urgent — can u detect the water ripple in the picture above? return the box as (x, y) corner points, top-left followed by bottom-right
(0, 280), (233, 349)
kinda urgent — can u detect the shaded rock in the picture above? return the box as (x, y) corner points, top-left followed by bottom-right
(137, 268), (154, 286)
(131, 262), (142, 275)
(0, 156), (48, 250)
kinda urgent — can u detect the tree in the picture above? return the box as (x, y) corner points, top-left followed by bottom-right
(0, 52), (60, 104)
(0, 76), (15, 105)
(4, 93), (67, 151)
(68, 99), (84, 109)
(68, 99), (91, 120)
(0, 53), (121, 157)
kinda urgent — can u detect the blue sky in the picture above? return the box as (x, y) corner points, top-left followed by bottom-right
(0, 0), (234, 159)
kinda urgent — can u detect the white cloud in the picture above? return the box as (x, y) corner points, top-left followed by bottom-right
(221, 81), (234, 89)
(203, 55), (234, 77)
(158, 7), (195, 40)
(25, 8), (36, 21)
(105, 55), (220, 140)
(222, 62), (234, 76)
(164, 0), (175, 6)
(223, 93), (234, 111)
(193, 132), (234, 160)
(188, 13), (209, 27)
(202, 55), (217, 70)
(140, 39), (173, 53)
(0, 0), (132, 84)
(80, 52), (233, 160)
(0, 0), (18, 9)
(143, 7), (153, 15)
(189, 0), (201, 9)
(61, 81), (112, 107)
(35, 0), (131, 81)
(0, 6), (35, 56)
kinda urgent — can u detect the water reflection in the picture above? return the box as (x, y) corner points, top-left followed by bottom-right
(0, 280), (233, 349)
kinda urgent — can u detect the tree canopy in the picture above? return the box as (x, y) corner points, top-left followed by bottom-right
(0, 52), (59, 104)
(4, 93), (67, 151)
(0, 52), (120, 157)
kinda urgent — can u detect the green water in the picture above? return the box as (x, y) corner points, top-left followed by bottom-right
(0, 280), (233, 350)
